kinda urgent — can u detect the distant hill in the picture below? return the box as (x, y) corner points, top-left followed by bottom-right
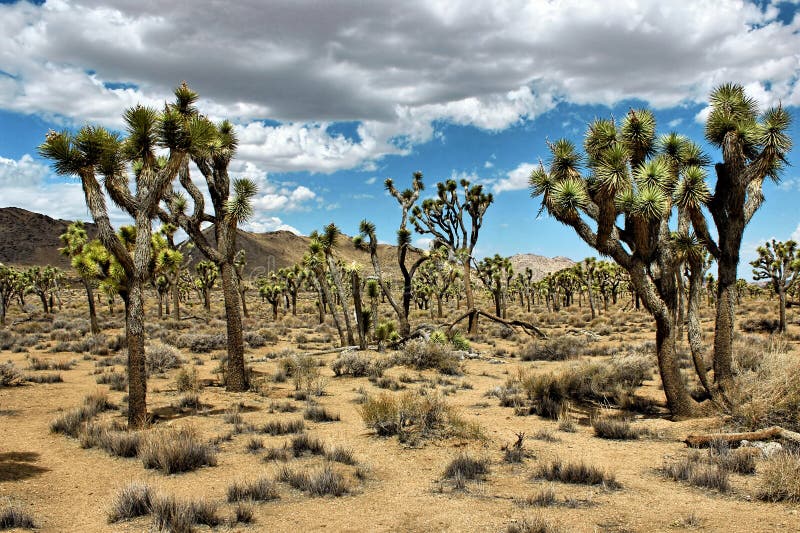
(508, 253), (574, 281)
(0, 207), (574, 282)
(0, 207), (97, 269)
(180, 228), (409, 280)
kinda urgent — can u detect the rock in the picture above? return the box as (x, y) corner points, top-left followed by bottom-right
(740, 439), (784, 457)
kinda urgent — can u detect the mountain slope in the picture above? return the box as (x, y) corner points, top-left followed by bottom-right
(508, 253), (574, 281)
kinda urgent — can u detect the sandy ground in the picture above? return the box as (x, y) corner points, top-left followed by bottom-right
(1, 298), (799, 532)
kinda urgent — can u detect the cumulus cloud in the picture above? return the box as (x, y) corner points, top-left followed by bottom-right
(0, 0), (797, 175)
(493, 162), (538, 193)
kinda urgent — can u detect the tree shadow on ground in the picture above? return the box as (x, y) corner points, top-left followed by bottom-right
(0, 451), (49, 482)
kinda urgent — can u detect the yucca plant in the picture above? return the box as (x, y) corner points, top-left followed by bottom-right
(39, 83), (213, 428)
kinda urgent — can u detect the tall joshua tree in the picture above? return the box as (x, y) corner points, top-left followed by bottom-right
(411, 178), (493, 334)
(60, 222), (100, 334)
(751, 239), (800, 333)
(39, 83), (212, 427)
(315, 223), (355, 345)
(195, 260), (219, 313)
(385, 172), (430, 335)
(530, 109), (708, 416)
(165, 88), (256, 392)
(694, 84), (792, 391)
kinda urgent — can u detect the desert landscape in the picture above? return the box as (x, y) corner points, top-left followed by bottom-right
(2, 2), (800, 532)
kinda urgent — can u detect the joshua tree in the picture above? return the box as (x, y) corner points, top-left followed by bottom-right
(195, 260), (219, 313)
(411, 178), (493, 333)
(344, 262), (368, 349)
(476, 254), (513, 318)
(39, 83), (211, 427)
(153, 226), (184, 320)
(23, 266), (62, 314)
(574, 258), (598, 319)
(60, 221), (100, 333)
(304, 237), (346, 346)
(165, 90), (257, 392)
(751, 239), (800, 332)
(313, 223), (355, 345)
(384, 172), (430, 335)
(0, 264), (22, 326)
(530, 107), (709, 416)
(688, 84), (792, 391)
(365, 278), (380, 338)
(353, 220), (406, 333)
(257, 274), (284, 320)
(278, 264), (305, 316)
(415, 247), (459, 318)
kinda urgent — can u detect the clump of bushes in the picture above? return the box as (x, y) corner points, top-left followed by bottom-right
(145, 343), (183, 375)
(532, 459), (620, 489)
(443, 453), (490, 483)
(96, 371), (127, 391)
(107, 482), (153, 523)
(139, 427), (217, 474)
(359, 391), (482, 442)
(393, 339), (462, 375)
(304, 405), (340, 422)
(276, 464), (350, 497)
(505, 516), (562, 533)
(519, 336), (588, 362)
(758, 452), (800, 502)
(50, 392), (115, 437)
(331, 352), (386, 378)
(0, 502), (36, 530)
(176, 333), (226, 353)
(260, 419), (305, 436)
(591, 413), (640, 440)
(0, 361), (23, 387)
(227, 477), (280, 503)
(659, 453), (730, 492)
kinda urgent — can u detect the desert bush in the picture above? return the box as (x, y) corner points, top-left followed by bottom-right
(150, 494), (219, 531)
(289, 433), (326, 457)
(226, 477), (280, 503)
(263, 447), (291, 462)
(277, 464), (349, 497)
(731, 345), (800, 431)
(174, 366), (198, 392)
(393, 339), (462, 375)
(107, 482), (153, 523)
(506, 516), (562, 533)
(443, 453), (490, 480)
(0, 361), (23, 387)
(231, 503), (254, 524)
(243, 331), (268, 348)
(359, 391), (482, 442)
(268, 401), (298, 413)
(0, 503), (36, 530)
(96, 371), (127, 391)
(146, 343), (182, 375)
(304, 405), (340, 422)
(260, 419), (305, 436)
(325, 446), (357, 465)
(659, 454), (730, 492)
(740, 318), (780, 333)
(591, 414), (639, 440)
(331, 352), (386, 377)
(25, 372), (63, 384)
(533, 459), (620, 488)
(758, 452), (800, 502)
(50, 392), (114, 437)
(519, 336), (588, 362)
(521, 486), (558, 507)
(176, 333), (226, 353)
(177, 393), (201, 410)
(139, 427), (217, 474)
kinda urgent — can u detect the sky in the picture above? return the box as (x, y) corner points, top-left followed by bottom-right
(1, 0), (799, 276)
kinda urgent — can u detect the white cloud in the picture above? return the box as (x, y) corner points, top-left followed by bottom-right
(0, 0), (795, 177)
(244, 216), (301, 235)
(494, 162), (537, 193)
(365, 177), (377, 185)
(0, 154), (50, 186)
(414, 237), (434, 250)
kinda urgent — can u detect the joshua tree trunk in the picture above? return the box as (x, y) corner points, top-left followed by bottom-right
(351, 273), (367, 350)
(221, 263), (247, 391)
(327, 256), (355, 345)
(157, 293), (163, 319)
(463, 260), (477, 334)
(126, 282), (148, 428)
(83, 278), (100, 335)
(779, 286), (787, 333)
(312, 273), (345, 346)
(713, 259), (737, 392)
(203, 288), (211, 313)
(436, 294), (443, 318)
(171, 281), (180, 320)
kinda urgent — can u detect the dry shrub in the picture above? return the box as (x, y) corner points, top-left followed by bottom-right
(359, 391), (482, 442)
(277, 464), (349, 497)
(519, 336), (588, 362)
(0, 361), (23, 387)
(331, 352), (386, 377)
(150, 494), (219, 531)
(145, 342), (183, 375)
(443, 453), (490, 481)
(107, 482), (153, 523)
(226, 477), (280, 503)
(533, 459), (620, 489)
(758, 452), (800, 502)
(591, 413), (640, 440)
(0, 502), (36, 530)
(506, 516), (562, 533)
(139, 427), (217, 474)
(731, 341), (800, 431)
(393, 339), (462, 375)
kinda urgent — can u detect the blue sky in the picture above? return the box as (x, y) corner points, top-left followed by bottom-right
(0, 0), (799, 275)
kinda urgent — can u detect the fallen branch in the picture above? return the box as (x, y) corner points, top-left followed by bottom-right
(446, 309), (547, 339)
(684, 426), (800, 448)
